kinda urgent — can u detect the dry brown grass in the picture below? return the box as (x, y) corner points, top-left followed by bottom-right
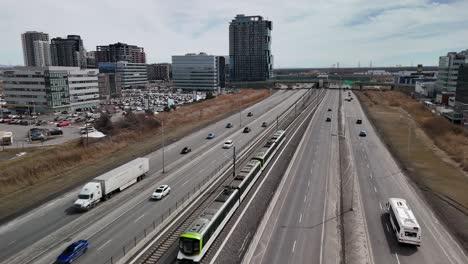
(0, 89), (270, 204)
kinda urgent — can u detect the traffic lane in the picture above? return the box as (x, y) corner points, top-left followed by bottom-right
(345, 95), (467, 264)
(0, 90), (297, 261)
(260, 91), (334, 263)
(51, 91), (312, 264)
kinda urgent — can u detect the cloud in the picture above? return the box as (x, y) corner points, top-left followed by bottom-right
(1, 0), (468, 67)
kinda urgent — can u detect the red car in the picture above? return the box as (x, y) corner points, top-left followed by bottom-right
(57, 121), (70, 127)
(2, 118), (13, 124)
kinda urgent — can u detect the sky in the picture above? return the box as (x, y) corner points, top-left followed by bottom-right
(1, 0), (468, 68)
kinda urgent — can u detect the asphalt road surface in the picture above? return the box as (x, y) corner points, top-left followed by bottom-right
(246, 89), (341, 264)
(344, 91), (467, 264)
(0, 88), (311, 264)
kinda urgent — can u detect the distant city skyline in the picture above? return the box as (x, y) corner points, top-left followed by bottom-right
(2, 0), (468, 67)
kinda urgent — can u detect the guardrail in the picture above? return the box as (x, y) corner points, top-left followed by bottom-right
(103, 88), (319, 264)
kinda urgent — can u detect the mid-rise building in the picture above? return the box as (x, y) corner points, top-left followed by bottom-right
(86, 51), (97, 68)
(98, 73), (121, 100)
(50, 35), (86, 68)
(436, 50), (468, 92)
(172, 53), (219, 91)
(21, 31), (51, 67)
(2, 67), (99, 113)
(96, 42), (146, 64)
(229, 14), (273, 82)
(98, 61), (147, 89)
(147, 63), (171, 81)
(216, 56), (226, 88)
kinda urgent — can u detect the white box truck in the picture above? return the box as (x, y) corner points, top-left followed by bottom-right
(74, 157), (149, 211)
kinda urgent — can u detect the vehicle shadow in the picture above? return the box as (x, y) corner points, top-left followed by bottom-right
(64, 206), (82, 215)
(380, 213), (418, 257)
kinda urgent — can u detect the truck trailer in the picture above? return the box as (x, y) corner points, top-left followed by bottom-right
(74, 157), (150, 210)
(0, 131), (13, 146)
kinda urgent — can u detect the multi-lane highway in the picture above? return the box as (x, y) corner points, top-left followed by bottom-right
(245, 89), (341, 264)
(0, 88), (311, 264)
(344, 90), (468, 264)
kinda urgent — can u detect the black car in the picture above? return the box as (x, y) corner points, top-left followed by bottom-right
(243, 127), (251, 133)
(356, 119), (362, 124)
(19, 120), (29, 126)
(50, 128), (63, 135)
(247, 112), (253, 117)
(326, 117), (331, 122)
(328, 108), (332, 111)
(181, 147), (191, 154)
(262, 122), (268, 127)
(226, 123), (233, 128)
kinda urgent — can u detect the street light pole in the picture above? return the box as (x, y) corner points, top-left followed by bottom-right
(233, 146), (236, 178)
(162, 120), (166, 173)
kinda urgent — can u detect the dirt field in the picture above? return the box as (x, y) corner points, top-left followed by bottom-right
(356, 90), (468, 250)
(0, 89), (270, 222)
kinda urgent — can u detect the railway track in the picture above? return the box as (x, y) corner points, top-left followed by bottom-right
(129, 88), (322, 264)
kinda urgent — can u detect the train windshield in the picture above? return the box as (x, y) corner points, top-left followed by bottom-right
(179, 237), (200, 255)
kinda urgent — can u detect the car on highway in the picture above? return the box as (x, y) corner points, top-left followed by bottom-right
(226, 123), (233, 128)
(206, 133), (216, 139)
(243, 127), (251, 133)
(181, 147), (191, 154)
(50, 128), (63, 135)
(223, 140), (234, 149)
(56, 240), (88, 264)
(152, 185), (171, 200)
(57, 121), (70, 127)
(326, 117), (331, 122)
(359, 130), (367, 137)
(356, 119), (362, 124)
(328, 108), (332, 111)
(247, 112), (253, 117)
(261, 122), (268, 127)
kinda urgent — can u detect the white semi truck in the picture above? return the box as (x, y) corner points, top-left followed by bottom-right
(74, 157), (150, 211)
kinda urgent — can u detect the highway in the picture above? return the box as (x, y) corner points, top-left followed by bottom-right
(245, 89), (341, 264)
(344, 90), (468, 264)
(0, 88), (311, 264)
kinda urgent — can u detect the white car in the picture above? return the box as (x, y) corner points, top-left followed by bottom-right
(152, 185), (171, 200)
(223, 140), (234, 149)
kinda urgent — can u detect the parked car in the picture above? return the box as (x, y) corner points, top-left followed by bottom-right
(54, 116), (64, 122)
(19, 120), (29, 126)
(61, 111), (69, 115)
(80, 127), (96, 134)
(247, 112), (253, 117)
(356, 119), (362, 124)
(74, 117), (84, 123)
(206, 133), (216, 139)
(30, 130), (47, 141)
(243, 127), (251, 133)
(2, 118), (12, 124)
(223, 140), (234, 149)
(359, 130), (367, 137)
(262, 122), (268, 127)
(57, 121), (70, 127)
(181, 147), (191, 154)
(56, 240), (88, 264)
(151, 185), (171, 200)
(326, 117), (331, 122)
(226, 123), (233, 128)
(50, 128), (63, 135)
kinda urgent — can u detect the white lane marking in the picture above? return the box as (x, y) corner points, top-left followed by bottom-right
(181, 179), (190, 186)
(379, 202), (383, 211)
(395, 253), (401, 264)
(292, 240), (297, 253)
(299, 214), (303, 223)
(366, 163), (370, 168)
(304, 195), (307, 202)
(8, 240), (16, 246)
(374, 186), (377, 193)
(134, 214), (145, 223)
(97, 239), (112, 251)
(370, 173), (373, 179)
(307, 180), (310, 187)
(386, 223), (390, 233)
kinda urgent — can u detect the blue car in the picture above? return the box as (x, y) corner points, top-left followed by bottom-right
(207, 133), (216, 139)
(57, 240), (88, 264)
(359, 130), (367, 137)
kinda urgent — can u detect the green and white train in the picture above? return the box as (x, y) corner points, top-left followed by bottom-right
(177, 130), (286, 263)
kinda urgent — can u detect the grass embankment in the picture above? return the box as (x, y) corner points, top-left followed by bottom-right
(356, 90), (468, 250)
(0, 89), (270, 221)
